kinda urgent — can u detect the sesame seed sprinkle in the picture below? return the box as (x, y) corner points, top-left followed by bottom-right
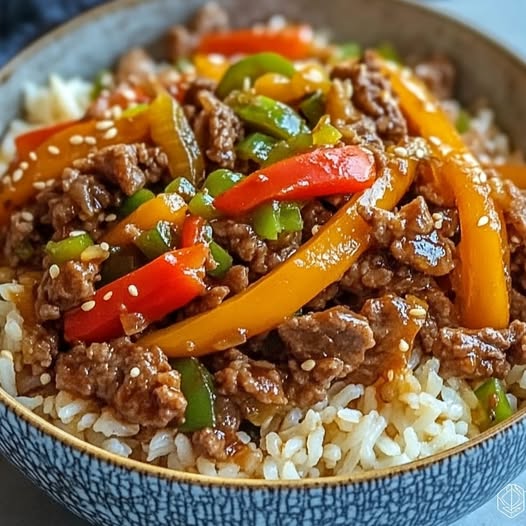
(69, 134), (84, 145)
(511, 235), (521, 244)
(429, 136), (441, 146)
(103, 291), (113, 301)
(301, 359), (316, 372)
(128, 285), (139, 297)
(393, 146), (408, 158)
(84, 136), (97, 145)
(69, 230), (87, 237)
(130, 367), (141, 378)
(29, 151), (37, 161)
(387, 369), (394, 382)
(479, 172), (488, 183)
(33, 181), (46, 190)
(81, 300), (96, 312)
(398, 339), (410, 352)
(47, 145), (60, 155)
(40, 373), (51, 385)
(95, 120), (114, 131)
(12, 169), (24, 182)
(105, 213), (117, 222)
(19, 161), (29, 170)
(432, 212), (442, 221)
(49, 264), (60, 279)
(100, 242), (110, 251)
(477, 215), (489, 227)
(103, 127), (118, 140)
(415, 148), (426, 159)
(21, 211), (34, 222)
(408, 307), (427, 319)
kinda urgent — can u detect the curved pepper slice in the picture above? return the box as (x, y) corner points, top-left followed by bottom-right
(214, 145), (375, 215)
(138, 152), (417, 357)
(382, 59), (509, 329)
(103, 193), (187, 246)
(64, 245), (208, 343)
(491, 163), (526, 189)
(197, 25), (314, 60)
(0, 111), (150, 225)
(15, 119), (79, 157)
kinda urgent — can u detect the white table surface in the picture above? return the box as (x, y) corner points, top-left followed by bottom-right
(1, 1), (526, 525)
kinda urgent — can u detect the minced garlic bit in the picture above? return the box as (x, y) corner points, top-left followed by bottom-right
(408, 307), (427, 319)
(103, 291), (113, 301)
(129, 367), (141, 378)
(398, 339), (410, 352)
(300, 359), (316, 372)
(128, 285), (139, 297)
(49, 264), (60, 279)
(81, 300), (96, 312)
(69, 230), (87, 237)
(103, 128), (118, 140)
(477, 215), (489, 227)
(47, 145), (60, 155)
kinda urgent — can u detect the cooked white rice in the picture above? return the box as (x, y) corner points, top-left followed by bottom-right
(1, 77), (526, 480)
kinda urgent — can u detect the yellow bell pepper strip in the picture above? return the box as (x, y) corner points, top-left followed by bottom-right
(382, 60), (509, 330)
(138, 151), (417, 357)
(149, 92), (205, 186)
(103, 193), (187, 246)
(490, 163), (526, 189)
(0, 111), (150, 225)
(193, 53), (230, 83)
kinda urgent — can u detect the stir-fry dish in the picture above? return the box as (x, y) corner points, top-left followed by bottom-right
(1, 4), (526, 479)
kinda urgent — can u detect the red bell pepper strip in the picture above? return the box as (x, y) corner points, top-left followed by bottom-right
(181, 215), (211, 247)
(64, 245), (208, 343)
(197, 25), (314, 60)
(15, 120), (79, 157)
(214, 145), (376, 215)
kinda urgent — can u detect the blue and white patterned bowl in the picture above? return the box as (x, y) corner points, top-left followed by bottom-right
(1, 1), (526, 525)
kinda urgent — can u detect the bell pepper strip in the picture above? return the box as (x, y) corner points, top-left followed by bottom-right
(253, 201), (282, 240)
(214, 145), (375, 215)
(103, 193), (187, 246)
(172, 357), (216, 432)
(203, 169), (245, 198)
(181, 215), (213, 247)
(165, 176), (196, 201)
(455, 108), (471, 134)
(193, 53), (230, 83)
(134, 221), (172, 260)
(299, 91), (326, 127)
(279, 202), (304, 232)
(382, 59), (509, 330)
(118, 188), (155, 218)
(197, 25), (314, 60)
(0, 111), (150, 225)
(228, 92), (309, 140)
(188, 192), (221, 221)
(236, 133), (277, 164)
(474, 378), (513, 429)
(15, 119), (79, 157)
(138, 152), (417, 357)
(208, 242), (233, 278)
(45, 233), (94, 265)
(312, 115), (342, 145)
(120, 103), (149, 119)
(263, 132), (313, 166)
(490, 163), (526, 189)
(216, 52), (295, 99)
(149, 92), (205, 186)
(100, 245), (145, 286)
(64, 245), (208, 343)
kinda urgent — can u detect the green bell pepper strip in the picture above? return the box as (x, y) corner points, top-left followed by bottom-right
(253, 201), (282, 240)
(299, 91), (326, 127)
(376, 42), (402, 64)
(455, 109), (471, 134)
(203, 169), (245, 198)
(188, 192), (221, 220)
(165, 177), (196, 202)
(337, 42), (362, 60)
(264, 132), (313, 166)
(236, 133), (277, 164)
(100, 245), (145, 286)
(118, 189), (156, 218)
(134, 221), (172, 260)
(228, 92), (309, 140)
(217, 52), (295, 99)
(279, 202), (304, 233)
(312, 115), (342, 145)
(120, 103), (149, 119)
(171, 357), (216, 432)
(46, 233), (94, 265)
(208, 241), (233, 278)
(474, 378), (513, 427)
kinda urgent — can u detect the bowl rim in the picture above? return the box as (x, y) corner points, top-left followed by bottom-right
(1, 0), (526, 489)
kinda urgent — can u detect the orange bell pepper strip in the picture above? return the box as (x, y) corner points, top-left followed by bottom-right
(382, 59), (509, 329)
(490, 163), (526, 189)
(0, 111), (150, 225)
(196, 25), (315, 61)
(103, 193), (187, 246)
(138, 151), (417, 357)
(15, 120), (79, 157)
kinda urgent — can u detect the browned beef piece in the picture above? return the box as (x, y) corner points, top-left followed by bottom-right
(340, 250), (395, 295)
(414, 55), (456, 100)
(301, 200), (333, 240)
(490, 177), (526, 240)
(20, 324), (59, 375)
(167, 3), (229, 60)
(278, 306), (375, 367)
(511, 289), (526, 322)
(219, 265), (249, 294)
(184, 285), (230, 317)
(359, 196), (455, 276)
(192, 90), (243, 169)
(331, 51), (408, 143)
(36, 260), (100, 321)
(192, 427), (229, 461)
(350, 294), (427, 385)
(116, 48), (156, 84)
(507, 320), (526, 366)
(56, 338), (187, 427)
(212, 219), (300, 277)
(3, 210), (41, 267)
(74, 143), (169, 196)
(305, 283), (340, 311)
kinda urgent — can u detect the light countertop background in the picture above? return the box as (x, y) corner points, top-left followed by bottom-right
(1, 1), (526, 525)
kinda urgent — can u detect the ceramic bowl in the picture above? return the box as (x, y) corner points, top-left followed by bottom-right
(1, 1), (526, 525)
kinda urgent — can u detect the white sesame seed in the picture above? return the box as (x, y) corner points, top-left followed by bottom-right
(130, 367), (141, 378)
(81, 300), (96, 312)
(100, 242), (110, 251)
(84, 136), (97, 145)
(95, 120), (114, 131)
(477, 215), (489, 227)
(19, 161), (29, 170)
(415, 148), (426, 159)
(429, 136), (441, 146)
(103, 127), (118, 140)
(49, 264), (60, 279)
(408, 307), (427, 319)
(393, 146), (408, 158)
(12, 169), (23, 182)
(301, 359), (316, 372)
(398, 339), (410, 352)
(128, 285), (139, 297)
(40, 373), (51, 385)
(511, 235), (521, 244)
(47, 145), (60, 155)
(432, 212), (442, 221)
(387, 369), (394, 382)
(69, 230), (87, 237)
(111, 106), (123, 119)
(29, 151), (37, 161)
(121, 88), (137, 101)
(103, 109), (112, 119)
(479, 171), (488, 183)
(103, 291), (113, 301)
(69, 134), (84, 145)
(21, 211), (34, 222)
(33, 181), (46, 190)
(105, 213), (117, 222)
(46, 179), (54, 187)
(434, 219), (443, 230)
